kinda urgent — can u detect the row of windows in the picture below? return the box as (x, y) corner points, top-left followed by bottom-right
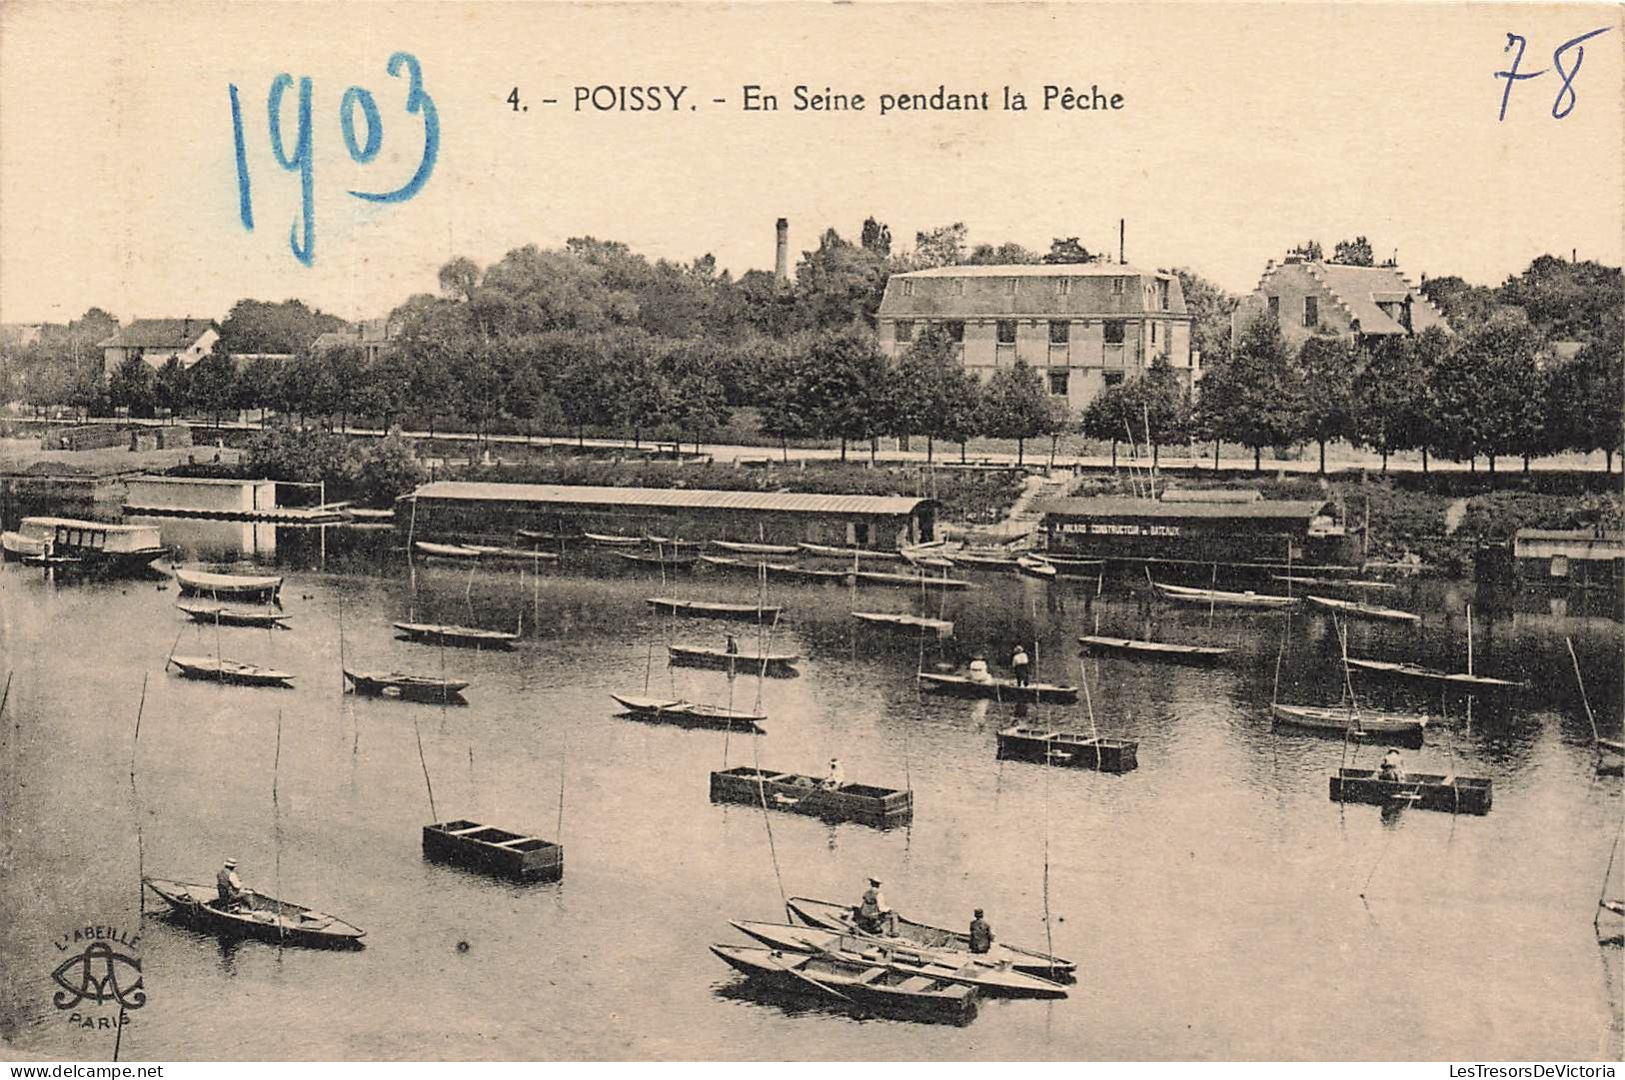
(1265, 294), (1319, 327)
(898, 276), (1174, 310)
(895, 318), (1138, 345)
(1043, 370), (1127, 396)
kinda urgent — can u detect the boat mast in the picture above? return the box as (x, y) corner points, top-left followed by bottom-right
(1465, 603), (1474, 677)
(1565, 636), (1603, 757)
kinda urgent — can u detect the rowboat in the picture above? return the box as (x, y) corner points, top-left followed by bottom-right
(344, 669), (469, 703)
(515, 528), (574, 544)
(798, 543), (902, 562)
(852, 612), (954, 638)
(709, 766), (912, 828)
(167, 654), (293, 687)
(1078, 635), (1231, 664)
(175, 600), (290, 629)
(1329, 767), (1492, 814)
(583, 531), (643, 547)
(709, 944), (977, 1023)
(902, 550), (956, 571)
(647, 597), (781, 622)
(417, 541), (559, 563)
(1038, 554), (1106, 576)
(1152, 581), (1298, 609)
(1270, 703), (1426, 748)
(422, 819), (563, 881)
(393, 622), (519, 649)
(917, 672), (1077, 703)
(174, 567), (283, 601)
(1272, 574), (1398, 592)
(668, 644), (799, 676)
(1015, 556), (1058, 580)
(786, 895), (1075, 980)
(642, 535), (701, 549)
(414, 540), (482, 559)
(996, 726), (1139, 772)
(702, 555), (852, 584)
(617, 551), (699, 568)
(142, 877), (365, 948)
(728, 921), (1065, 998)
(1344, 657), (1524, 692)
(947, 551), (1019, 571)
(609, 693), (766, 731)
(1305, 595), (1421, 625)
(347, 507), (395, 522)
(711, 540), (798, 556)
(855, 570), (971, 591)
(3, 517), (167, 573)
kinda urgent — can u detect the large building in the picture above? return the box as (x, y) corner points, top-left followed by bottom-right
(1231, 256), (1450, 349)
(875, 263), (1196, 413)
(99, 318), (219, 374)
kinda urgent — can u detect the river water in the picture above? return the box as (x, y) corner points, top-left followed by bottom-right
(1, 520), (1621, 1061)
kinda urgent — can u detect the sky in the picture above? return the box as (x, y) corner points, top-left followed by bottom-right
(1, 1), (1620, 325)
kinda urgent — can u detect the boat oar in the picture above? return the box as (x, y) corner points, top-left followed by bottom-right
(763, 952), (853, 1004)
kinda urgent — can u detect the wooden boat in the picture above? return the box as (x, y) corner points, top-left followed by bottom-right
(711, 540), (798, 556)
(728, 921), (1065, 998)
(1152, 581), (1298, 609)
(917, 671), (1077, 703)
(798, 542), (902, 562)
(642, 535), (701, 549)
(709, 766), (912, 828)
(347, 507), (395, 522)
(996, 726), (1138, 772)
(609, 693), (765, 731)
(3, 517), (167, 573)
(709, 944), (977, 1023)
(417, 541), (559, 563)
(617, 550), (699, 568)
(582, 531), (643, 547)
(668, 644), (799, 676)
(1344, 657), (1524, 692)
(1271, 574), (1398, 592)
(786, 896), (1075, 980)
(415, 540), (482, 559)
(855, 570), (971, 591)
(947, 551), (1019, 571)
(647, 597), (781, 622)
(175, 600), (290, 629)
(1270, 703), (1426, 748)
(393, 622), (519, 649)
(1078, 635), (1231, 664)
(142, 877), (364, 948)
(1015, 556), (1058, 580)
(515, 528), (575, 545)
(422, 819), (563, 881)
(174, 567), (283, 601)
(167, 654), (294, 687)
(852, 611), (954, 638)
(1305, 595), (1421, 625)
(1329, 767), (1492, 814)
(344, 668), (469, 703)
(902, 550), (956, 571)
(703, 555), (852, 584)
(1038, 554), (1106, 576)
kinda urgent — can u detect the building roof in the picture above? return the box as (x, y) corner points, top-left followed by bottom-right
(1256, 262), (1450, 337)
(879, 263), (1188, 320)
(409, 481), (933, 517)
(129, 475), (276, 487)
(1040, 497), (1330, 521)
(99, 318), (216, 350)
(1513, 527), (1622, 543)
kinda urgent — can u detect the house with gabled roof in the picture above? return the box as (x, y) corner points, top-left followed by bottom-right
(312, 317), (398, 363)
(1231, 255), (1450, 348)
(99, 318), (219, 374)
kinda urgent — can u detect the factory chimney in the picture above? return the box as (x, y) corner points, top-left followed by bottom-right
(774, 218), (789, 282)
(1119, 219), (1125, 265)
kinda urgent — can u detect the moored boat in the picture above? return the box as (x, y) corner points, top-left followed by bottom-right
(1152, 580), (1298, 609)
(422, 819), (563, 881)
(166, 654), (294, 687)
(785, 895), (1075, 980)
(669, 644), (799, 676)
(647, 597), (781, 622)
(1271, 574), (1398, 592)
(798, 542), (902, 562)
(583, 531), (643, 547)
(414, 540), (483, 559)
(709, 766), (912, 828)
(142, 877), (365, 948)
(855, 570), (971, 591)
(175, 600), (290, 629)
(709, 944), (977, 1023)
(851, 611), (954, 638)
(728, 921), (1065, 998)
(1305, 595), (1421, 625)
(946, 551), (1020, 571)
(917, 671), (1077, 703)
(174, 567), (283, 601)
(1344, 657), (1524, 692)
(702, 555), (852, 584)
(609, 693), (766, 731)
(1077, 635), (1231, 664)
(617, 550), (700, 568)
(392, 622), (519, 649)
(711, 540), (799, 556)
(1329, 767), (1492, 814)
(1270, 703), (1426, 748)
(1015, 555), (1058, 580)
(2, 517), (166, 573)
(1038, 554), (1106, 576)
(996, 726), (1138, 772)
(344, 668), (469, 703)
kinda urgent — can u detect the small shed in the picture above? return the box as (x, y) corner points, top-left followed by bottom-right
(124, 476), (278, 516)
(1039, 496), (1347, 566)
(1512, 528), (1623, 589)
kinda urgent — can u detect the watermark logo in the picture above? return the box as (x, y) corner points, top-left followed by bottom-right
(51, 926), (145, 1030)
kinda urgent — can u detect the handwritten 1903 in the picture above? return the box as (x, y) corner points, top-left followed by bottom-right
(1495, 28), (1610, 122)
(230, 51), (439, 266)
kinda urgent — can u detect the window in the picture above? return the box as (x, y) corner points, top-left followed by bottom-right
(1104, 320), (1125, 344)
(1550, 555), (1569, 578)
(1267, 296), (1280, 317)
(1057, 277), (1072, 295)
(902, 280), (915, 297)
(1048, 371), (1070, 396)
(894, 320), (914, 344)
(996, 319), (1017, 344)
(1103, 372), (1125, 387)
(1006, 278), (1018, 295)
(1049, 320), (1070, 345)
(953, 279), (966, 296)
(1151, 322), (1159, 344)
(1112, 277), (1125, 295)
(945, 320), (965, 343)
(1158, 279), (1171, 311)
(1303, 296), (1318, 327)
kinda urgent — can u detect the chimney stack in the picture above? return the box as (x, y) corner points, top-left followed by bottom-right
(1119, 219), (1125, 265)
(774, 218), (789, 282)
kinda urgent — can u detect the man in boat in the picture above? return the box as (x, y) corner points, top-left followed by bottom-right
(724, 634), (738, 655)
(1011, 645), (1031, 687)
(823, 758), (845, 790)
(966, 654), (993, 685)
(969, 908), (994, 955)
(856, 877), (897, 936)
(1379, 747), (1407, 783)
(214, 858), (249, 911)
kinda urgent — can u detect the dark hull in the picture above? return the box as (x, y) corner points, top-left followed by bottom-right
(393, 624), (518, 650)
(647, 598), (782, 622)
(709, 947), (976, 1024)
(1329, 768), (1492, 814)
(345, 671), (468, 704)
(996, 728), (1138, 772)
(1078, 636), (1231, 665)
(422, 820), (563, 882)
(709, 767), (912, 828)
(1271, 704), (1425, 749)
(918, 673), (1078, 703)
(668, 646), (798, 677)
(1345, 658), (1523, 693)
(29, 548), (169, 576)
(142, 879), (364, 949)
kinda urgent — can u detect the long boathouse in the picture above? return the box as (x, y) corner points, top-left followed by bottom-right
(1039, 496), (1351, 570)
(398, 482), (937, 550)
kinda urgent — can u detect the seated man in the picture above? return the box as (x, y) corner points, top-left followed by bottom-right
(1378, 748), (1407, 783)
(855, 877), (897, 936)
(966, 654), (993, 685)
(969, 908), (995, 955)
(214, 858), (249, 911)
(822, 757), (845, 790)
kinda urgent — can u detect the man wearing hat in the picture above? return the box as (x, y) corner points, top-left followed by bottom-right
(1378, 747), (1407, 783)
(822, 757), (845, 790)
(856, 877), (896, 936)
(969, 908), (995, 955)
(215, 858), (248, 911)
(966, 654), (993, 685)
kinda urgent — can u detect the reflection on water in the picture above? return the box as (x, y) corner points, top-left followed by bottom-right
(0, 533), (1621, 1060)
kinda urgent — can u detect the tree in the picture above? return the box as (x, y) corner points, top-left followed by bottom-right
(859, 217), (892, 258)
(356, 435), (426, 505)
(795, 228), (889, 331)
(186, 349), (239, 426)
(109, 355), (155, 417)
(908, 223), (969, 269)
(1330, 236), (1374, 266)
(1431, 310), (1547, 473)
(980, 358), (1050, 465)
(1418, 275), (1499, 328)
(216, 299), (344, 354)
(1353, 335), (1423, 471)
(1081, 357), (1192, 469)
(437, 256), (482, 303)
(1198, 312), (1302, 471)
(939, 369), (983, 464)
(1295, 335), (1359, 473)
(801, 328), (889, 461)
(756, 346), (817, 461)
(551, 334), (614, 446)
(659, 341), (727, 454)
(965, 242), (1041, 265)
(888, 325), (963, 461)
(1287, 241), (1323, 262)
(1172, 268), (1239, 363)
(1545, 316), (1624, 470)
(1043, 238), (1096, 264)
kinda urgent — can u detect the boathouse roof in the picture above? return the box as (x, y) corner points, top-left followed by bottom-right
(1040, 497), (1329, 520)
(408, 481), (932, 517)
